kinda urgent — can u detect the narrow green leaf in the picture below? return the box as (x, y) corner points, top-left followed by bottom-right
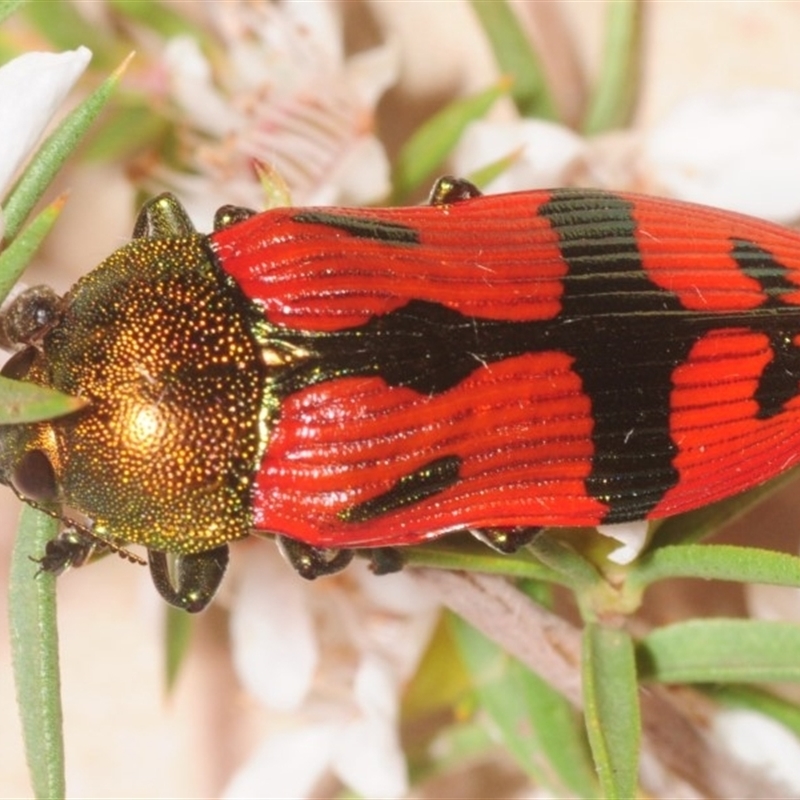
(390, 80), (509, 204)
(469, 0), (558, 120)
(108, 0), (209, 44)
(3, 52), (132, 241)
(583, 0), (642, 134)
(582, 624), (640, 800)
(164, 605), (193, 693)
(82, 103), (170, 163)
(0, 195), (65, 302)
(464, 148), (524, 190)
(0, 0), (24, 25)
(452, 615), (598, 797)
(402, 538), (565, 584)
(8, 505), (65, 800)
(528, 532), (603, 593)
(629, 544), (800, 592)
(0, 375), (85, 424)
(640, 619), (800, 684)
(22, 1), (118, 68)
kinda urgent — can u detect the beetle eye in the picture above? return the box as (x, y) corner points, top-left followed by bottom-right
(1, 285), (61, 347)
(13, 449), (57, 502)
(1, 346), (37, 380)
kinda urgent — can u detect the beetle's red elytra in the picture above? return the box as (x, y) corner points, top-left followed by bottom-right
(3, 176), (800, 610)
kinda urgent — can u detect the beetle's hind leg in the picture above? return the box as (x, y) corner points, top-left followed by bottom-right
(470, 526), (542, 554)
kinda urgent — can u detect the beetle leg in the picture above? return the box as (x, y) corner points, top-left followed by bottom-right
(470, 526), (542, 554)
(276, 535), (354, 579)
(32, 527), (99, 576)
(213, 205), (258, 231)
(132, 193), (196, 240)
(364, 547), (405, 575)
(148, 546), (229, 613)
(428, 176), (482, 206)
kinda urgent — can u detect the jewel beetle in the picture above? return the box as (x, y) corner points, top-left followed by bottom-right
(3, 175), (800, 612)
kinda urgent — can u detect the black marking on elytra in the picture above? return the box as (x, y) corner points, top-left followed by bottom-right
(271, 299), (553, 396)
(539, 190), (688, 523)
(253, 191), (800, 526)
(731, 238), (800, 419)
(292, 211), (420, 245)
(339, 455), (462, 523)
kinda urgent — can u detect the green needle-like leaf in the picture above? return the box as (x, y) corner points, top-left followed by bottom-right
(164, 605), (193, 694)
(0, 0), (24, 25)
(629, 543), (800, 592)
(8, 505), (64, 800)
(640, 619), (800, 684)
(109, 0), (210, 45)
(22, 1), (118, 68)
(469, 0), (558, 120)
(391, 80), (509, 204)
(583, 0), (642, 134)
(402, 538), (564, 584)
(452, 615), (598, 797)
(0, 195), (65, 303)
(464, 147), (524, 189)
(528, 532), (603, 593)
(0, 375), (85, 424)
(3, 52), (133, 241)
(582, 624), (640, 800)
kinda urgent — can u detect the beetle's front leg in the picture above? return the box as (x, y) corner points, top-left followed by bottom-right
(148, 545), (230, 613)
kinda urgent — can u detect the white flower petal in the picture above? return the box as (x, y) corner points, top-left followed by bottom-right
(332, 711), (407, 799)
(353, 654), (400, 721)
(322, 136), (391, 205)
(222, 724), (337, 800)
(164, 37), (234, 138)
(596, 520), (651, 565)
(645, 89), (800, 222)
(356, 562), (437, 616)
(159, 2), (394, 209)
(343, 42), (400, 109)
(333, 721), (407, 799)
(0, 47), (91, 199)
(326, 655), (406, 798)
(283, 0), (343, 64)
(230, 545), (318, 712)
(452, 119), (587, 194)
(713, 709), (800, 793)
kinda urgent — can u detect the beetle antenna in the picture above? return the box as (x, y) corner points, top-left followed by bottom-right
(9, 486), (147, 567)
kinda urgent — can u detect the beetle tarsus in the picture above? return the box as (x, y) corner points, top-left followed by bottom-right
(32, 528), (99, 576)
(470, 526), (542, 554)
(148, 545), (229, 613)
(365, 547), (405, 575)
(214, 204), (258, 231)
(277, 535), (354, 579)
(428, 176), (482, 205)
